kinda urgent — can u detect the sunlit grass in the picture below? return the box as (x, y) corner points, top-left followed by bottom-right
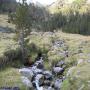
(0, 67), (26, 90)
(0, 14), (15, 29)
(0, 14), (90, 90)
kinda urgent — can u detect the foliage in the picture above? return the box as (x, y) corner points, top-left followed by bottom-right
(0, 0), (17, 12)
(0, 48), (22, 69)
(0, 67), (26, 90)
(10, 0), (32, 62)
(47, 1), (90, 35)
(61, 79), (71, 90)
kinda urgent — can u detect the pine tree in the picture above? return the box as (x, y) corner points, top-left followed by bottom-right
(14, 0), (31, 63)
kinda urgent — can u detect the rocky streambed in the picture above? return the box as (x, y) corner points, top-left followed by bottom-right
(19, 56), (66, 90)
(18, 39), (70, 90)
(18, 32), (90, 90)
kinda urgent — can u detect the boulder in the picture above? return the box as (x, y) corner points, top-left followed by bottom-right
(43, 80), (51, 86)
(31, 65), (37, 70)
(33, 68), (43, 74)
(47, 86), (55, 90)
(37, 63), (44, 69)
(35, 74), (44, 82)
(35, 74), (45, 88)
(43, 71), (52, 80)
(53, 67), (64, 75)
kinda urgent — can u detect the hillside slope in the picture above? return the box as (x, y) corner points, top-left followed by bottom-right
(48, 0), (90, 13)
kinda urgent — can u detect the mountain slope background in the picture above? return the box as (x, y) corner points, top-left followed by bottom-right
(48, 0), (90, 13)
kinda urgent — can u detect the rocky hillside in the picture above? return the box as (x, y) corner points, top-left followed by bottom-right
(48, 0), (90, 13)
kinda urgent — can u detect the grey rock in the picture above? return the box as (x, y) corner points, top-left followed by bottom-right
(35, 74), (44, 90)
(43, 71), (52, 80)
(47, 86), (55, 90)
(33, 68), (43, 74)
(43, 80), (51, 86)
(35, 74), (44, 82)
(53, 67), (64, 75)
(54, 78), (62, 89)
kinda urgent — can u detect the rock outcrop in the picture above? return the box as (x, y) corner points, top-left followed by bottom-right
(19, 55), (66, 90)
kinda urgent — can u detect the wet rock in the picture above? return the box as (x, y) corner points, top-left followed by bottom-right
(37, 63), (44, 69)
(34, 76), (44, 90)
(33, 68), (43, 74)
(19, 51), (67, 90)
(43, 80), (51, 86)
(34, 57), (44, 70)
(35, 74), (45, 86)
(43, 71), (53, 80)
(47, 86), (55, 90)
(34, 62), (44, 69)
(31, 65), (37, 70)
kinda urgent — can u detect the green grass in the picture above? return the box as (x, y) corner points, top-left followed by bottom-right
(0, 14), (23, 89)
(0, 14), (15, 29)
(0, 14), (17, 56)
(61, 79), (71, 90)
(0, 34), (17, 56)
(0, 67), (26, 90)
(0, 14), (90, 90)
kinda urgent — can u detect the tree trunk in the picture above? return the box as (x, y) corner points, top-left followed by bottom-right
(19, 29), (25, 63)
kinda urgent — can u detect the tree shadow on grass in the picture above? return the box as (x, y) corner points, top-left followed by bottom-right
(0, 26), (15, 33)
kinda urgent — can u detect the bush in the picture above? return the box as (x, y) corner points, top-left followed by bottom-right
(0, 48), (22, 68)
(4, 48), (22, 60)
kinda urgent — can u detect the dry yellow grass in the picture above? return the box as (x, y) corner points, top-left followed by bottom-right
(0, 14), (15, 29)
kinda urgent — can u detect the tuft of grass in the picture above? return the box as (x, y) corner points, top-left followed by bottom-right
(61, 79), (71, 90)
(0, 67), (26, 90)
